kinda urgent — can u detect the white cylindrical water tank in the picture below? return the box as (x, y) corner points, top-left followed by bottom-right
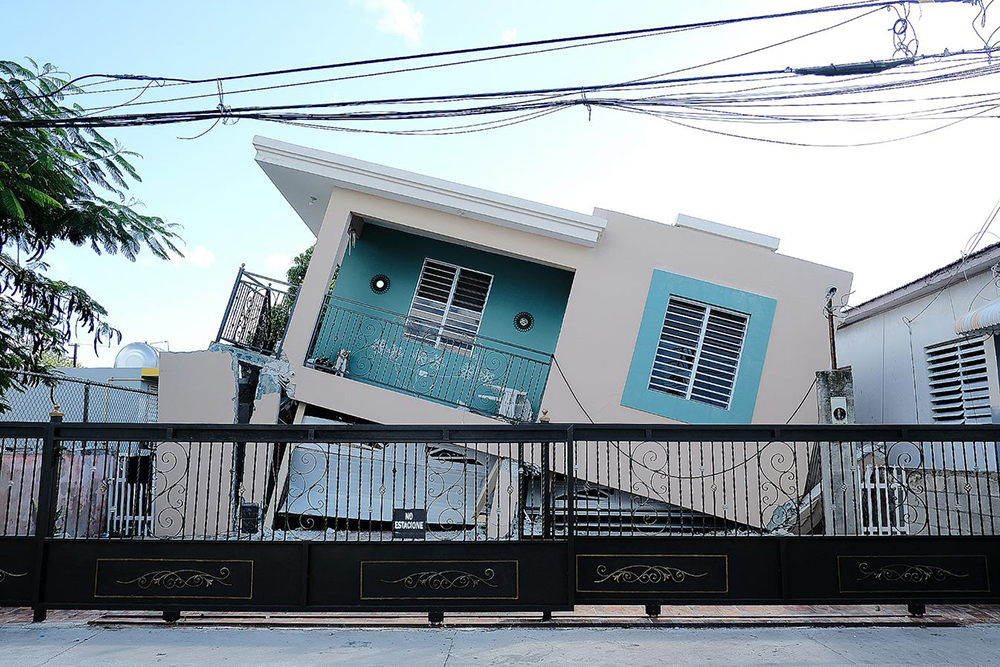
(114, 342), (160, 368)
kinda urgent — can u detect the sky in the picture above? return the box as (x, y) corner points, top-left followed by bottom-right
(6, 0), (1000, 366)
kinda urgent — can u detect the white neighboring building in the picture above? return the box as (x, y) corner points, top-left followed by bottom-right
(838, 242), (1000, 471)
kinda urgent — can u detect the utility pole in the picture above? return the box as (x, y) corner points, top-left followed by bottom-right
(825, 287), (838, 370)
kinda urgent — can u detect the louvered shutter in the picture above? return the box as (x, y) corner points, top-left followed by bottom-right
(926, 336), (992, 424)
(404, 259), (492, 352)
(648, 296), (749, 410)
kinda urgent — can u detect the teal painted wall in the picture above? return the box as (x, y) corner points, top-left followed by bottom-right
(621, 270), (776, 424)
(308, 223), (574, 419)
(326, 223), (573, 354)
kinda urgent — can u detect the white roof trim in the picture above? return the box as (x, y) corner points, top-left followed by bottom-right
(253, 136), (606, 246)
(675, 214), (780, 251)
(842, 243), (1000, 326)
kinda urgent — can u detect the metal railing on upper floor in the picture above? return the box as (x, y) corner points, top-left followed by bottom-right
(215, 265), (298, 357)
(305, 295), (553, 423)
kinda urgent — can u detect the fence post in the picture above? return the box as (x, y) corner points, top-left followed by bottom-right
(31, 408), (63, 623)
(82, 384), (90, 423)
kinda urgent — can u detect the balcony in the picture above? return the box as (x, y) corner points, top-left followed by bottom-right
(306, 296), (552, 423)
(215, 266), (297, 356)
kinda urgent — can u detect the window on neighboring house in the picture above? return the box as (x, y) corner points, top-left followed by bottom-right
(925, 335), (992, 424)
(404, 259), (493, 353)
(648, 296), (749, 410)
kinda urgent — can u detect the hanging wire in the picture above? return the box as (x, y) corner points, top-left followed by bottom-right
(19, 0), (942, 102)
(889, 3), (920, 59)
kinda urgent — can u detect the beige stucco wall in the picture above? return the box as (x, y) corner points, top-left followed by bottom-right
(281, 190), (852, 428)
(155, 350), (239, 537)
(158, 350), (238, 423)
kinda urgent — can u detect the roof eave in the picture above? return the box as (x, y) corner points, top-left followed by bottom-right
(841, 243), (1000, 327)
(253, 136), (606, 247)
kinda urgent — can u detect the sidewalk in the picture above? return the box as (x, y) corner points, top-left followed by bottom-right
(3, 604), (1000, 628)
(3, 623), (1000, 667)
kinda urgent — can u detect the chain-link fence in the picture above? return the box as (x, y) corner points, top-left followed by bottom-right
(0, 369), (158, 423)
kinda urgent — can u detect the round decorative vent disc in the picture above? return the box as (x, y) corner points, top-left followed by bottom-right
(514, 311), (534, 332)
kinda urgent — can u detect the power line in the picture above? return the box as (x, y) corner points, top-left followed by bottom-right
(8, 49), (999, 135)
(630, 100), (1000, 148)
(786, 378), (819, 423)
(75, 30), (678, 113)
(11, 49), (978, 131)
(73, 4), (885, 115)
(9, 43), (1000, 153)
(25, 0), (970, 101)
(0, 67), (796, 129)
(551, 355), (596, 424)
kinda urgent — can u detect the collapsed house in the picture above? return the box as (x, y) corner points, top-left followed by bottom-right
(153, 136), (852, 538)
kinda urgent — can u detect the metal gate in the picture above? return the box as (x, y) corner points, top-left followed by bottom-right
(1, 422), (998, 620)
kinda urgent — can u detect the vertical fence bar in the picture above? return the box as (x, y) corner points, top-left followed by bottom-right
(31, 411), (62, 623)
(566, 427), (575, 539)
(565, 426), (576, 608)
(541, 442), (551, 540)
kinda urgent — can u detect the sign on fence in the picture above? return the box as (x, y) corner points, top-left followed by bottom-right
(392, 508), (426, 539)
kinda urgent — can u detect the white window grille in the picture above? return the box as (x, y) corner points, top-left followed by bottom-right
(858, 463), (909, 535)
(925, 336), (992, 424)
(648, 296), (749, 410)
(404, 259), (492, 353)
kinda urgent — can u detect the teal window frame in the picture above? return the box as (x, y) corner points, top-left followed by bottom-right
(621, 270), (776, 424)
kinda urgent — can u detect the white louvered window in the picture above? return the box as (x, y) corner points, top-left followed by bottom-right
(404, 259), (492, 353)
(925, 336), (992, 424)
(648, 296), (749, 410)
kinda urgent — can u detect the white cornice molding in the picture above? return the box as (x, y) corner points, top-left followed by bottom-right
(253, 136), (605, 246)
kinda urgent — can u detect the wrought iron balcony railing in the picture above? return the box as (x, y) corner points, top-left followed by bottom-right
(306, 296), (553, 423)
(215, 265), (298, 356)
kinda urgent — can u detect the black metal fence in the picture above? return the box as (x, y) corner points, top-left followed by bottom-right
(0, 370), (157, 423)
(306, 296), (552, 423)
(4, 422), (998, 542)
(215, 266), (297, 356)
(4, 422), (1000, 617)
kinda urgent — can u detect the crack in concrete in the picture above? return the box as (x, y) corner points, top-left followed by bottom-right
(441, 629), (457, 667)
(807, 631), (862, 666)
(29, 630), (101, 667)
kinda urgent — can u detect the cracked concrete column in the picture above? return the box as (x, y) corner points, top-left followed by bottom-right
(816, 367), (861, 535)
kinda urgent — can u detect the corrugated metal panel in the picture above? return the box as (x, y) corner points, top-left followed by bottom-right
(956, 298), (1000, 336)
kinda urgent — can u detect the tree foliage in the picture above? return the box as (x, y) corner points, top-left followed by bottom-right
(286, 245), (313, 288)
(267, 245), (314, 349)
(0, 59), (182, 411)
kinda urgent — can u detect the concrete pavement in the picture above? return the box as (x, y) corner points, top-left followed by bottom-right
(2, 624), (1000, 667)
